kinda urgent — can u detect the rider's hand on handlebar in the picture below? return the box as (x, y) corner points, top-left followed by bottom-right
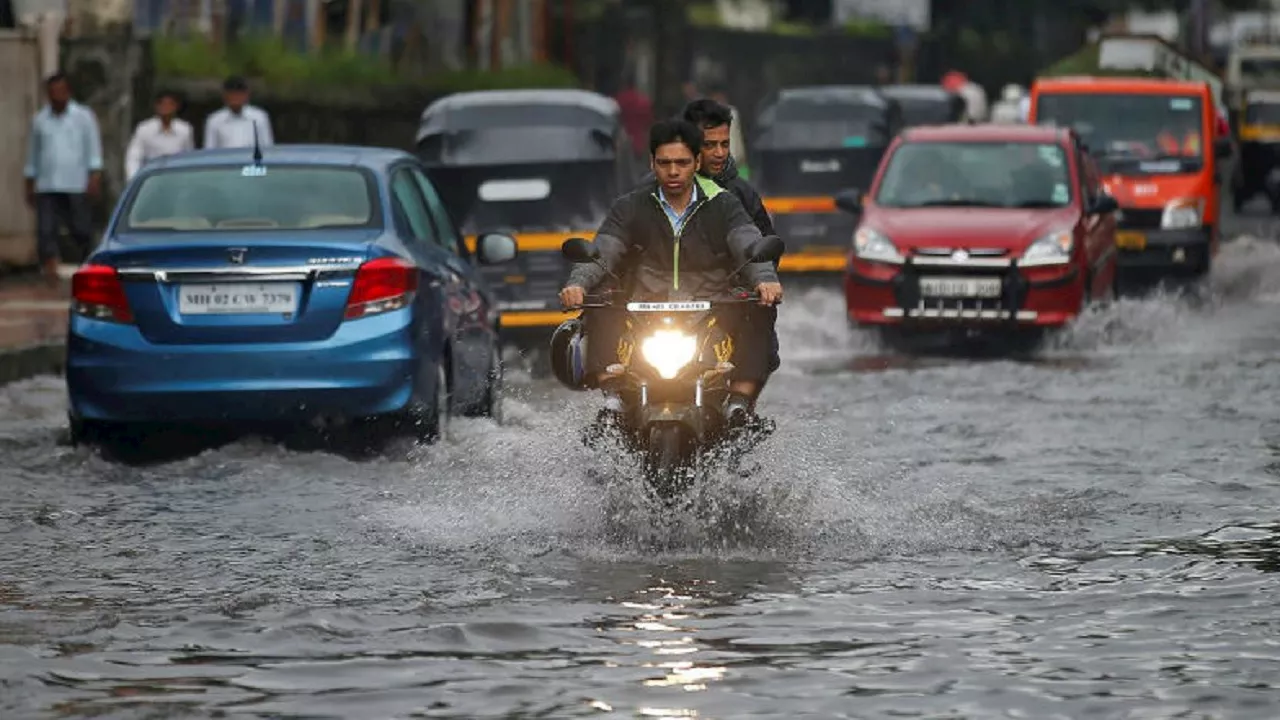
(560, 285), (585, 308)
(756, 282), (783, 306)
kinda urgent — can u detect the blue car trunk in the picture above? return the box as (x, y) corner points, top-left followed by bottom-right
(97, 231), (379, 345)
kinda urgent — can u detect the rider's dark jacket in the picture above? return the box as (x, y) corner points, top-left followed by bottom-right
(567, 175), (778, 302)
(709, 155), (775, 239)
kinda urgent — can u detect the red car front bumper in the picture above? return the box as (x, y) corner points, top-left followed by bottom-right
(844, 253), (1085, 329)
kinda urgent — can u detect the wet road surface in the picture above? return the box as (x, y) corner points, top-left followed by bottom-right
(5, 221), (1280, 718)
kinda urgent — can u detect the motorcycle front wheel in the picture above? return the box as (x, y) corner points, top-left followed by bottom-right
(646, 423), (690, 500)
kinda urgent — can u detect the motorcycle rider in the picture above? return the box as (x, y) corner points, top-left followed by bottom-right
(559, 119), (783, 423)
(681, 97), (783, 390)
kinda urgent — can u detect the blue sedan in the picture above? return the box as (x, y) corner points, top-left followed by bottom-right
(66, 145), (518, 447)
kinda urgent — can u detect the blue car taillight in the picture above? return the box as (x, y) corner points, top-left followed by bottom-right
(344, 257), (418, 320)
(72, 264), (133, 323)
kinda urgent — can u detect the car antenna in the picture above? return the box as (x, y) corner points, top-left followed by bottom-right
(251, 120), (263, 166)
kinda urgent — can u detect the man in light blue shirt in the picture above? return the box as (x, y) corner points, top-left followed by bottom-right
(24, 72), (103, 284)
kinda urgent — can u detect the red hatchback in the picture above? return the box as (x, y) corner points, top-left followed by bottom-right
(840, 124), (1118, 338)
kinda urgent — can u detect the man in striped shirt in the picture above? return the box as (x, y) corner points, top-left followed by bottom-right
(24, 73), (103, 285)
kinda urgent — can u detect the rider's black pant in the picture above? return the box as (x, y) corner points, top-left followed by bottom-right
(583, 304), (778, 385)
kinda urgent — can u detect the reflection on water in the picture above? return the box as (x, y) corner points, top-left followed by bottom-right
(1030, 522), (1280, 575)
(583, 560), (794, 718)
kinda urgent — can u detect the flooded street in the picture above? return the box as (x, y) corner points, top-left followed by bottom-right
(7, 227), (1280, 718)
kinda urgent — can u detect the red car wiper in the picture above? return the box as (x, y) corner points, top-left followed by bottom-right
(908, 199), (1003, 207)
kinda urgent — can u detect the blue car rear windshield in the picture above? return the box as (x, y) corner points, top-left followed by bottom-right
(123, 166), (377, 232)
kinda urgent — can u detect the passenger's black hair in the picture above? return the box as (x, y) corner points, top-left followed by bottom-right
(155, 88), (183, 104)
(45, 72), (69, 87)
(649, 118), (703, 157)
(682, 98), (733, 129)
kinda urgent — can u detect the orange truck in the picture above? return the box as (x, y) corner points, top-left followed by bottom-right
(1029, 76), (1233, 278)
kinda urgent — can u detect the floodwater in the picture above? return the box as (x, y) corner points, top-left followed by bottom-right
(5, 230), (1280, 718)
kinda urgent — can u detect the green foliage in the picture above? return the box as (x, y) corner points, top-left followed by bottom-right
(153, 35), (395, 86)
(842, 18), (892, 39)
(687, 2), (721, 26)
(153, 35), (579, 93)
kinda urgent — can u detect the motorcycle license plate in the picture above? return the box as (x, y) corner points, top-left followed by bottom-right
(626, 301), (712, 312)
(918, 276), (1001, 298)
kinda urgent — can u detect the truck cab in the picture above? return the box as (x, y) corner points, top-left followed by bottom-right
(1030, 77), (1231, 279)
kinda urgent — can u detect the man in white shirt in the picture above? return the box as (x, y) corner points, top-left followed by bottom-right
(203, 76), (274, 149)
(126, 89), (194, 180)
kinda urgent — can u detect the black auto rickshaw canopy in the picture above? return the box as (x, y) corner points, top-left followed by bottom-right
(750, 86), (904, 274)
(876, 84), (967, 127)
(415, 89), (639, 337)
(1242, 90), (1280, 135)
(415, 89), (640, 235)
(751, 85), (903, 197)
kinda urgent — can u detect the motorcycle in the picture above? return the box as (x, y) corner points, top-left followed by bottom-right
(555, 235), (786, 498)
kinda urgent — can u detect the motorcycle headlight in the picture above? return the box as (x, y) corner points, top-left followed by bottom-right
(852, 227), (903, 264)
(1161, 198), (1201, 229)
(641, 329), (697, 380)
(1021, 230), (1074, 266)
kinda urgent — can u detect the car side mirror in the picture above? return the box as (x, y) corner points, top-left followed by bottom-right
(834, 188), (863, 215)
(1090, 193), (1118, 215)
(1214, 137), (1233, 159)
(476, 232), (518, 265)
(561, 237), (599, 263)
(748, 235), (786, 264)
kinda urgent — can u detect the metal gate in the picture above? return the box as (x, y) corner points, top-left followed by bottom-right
(0, 30), (40, 268)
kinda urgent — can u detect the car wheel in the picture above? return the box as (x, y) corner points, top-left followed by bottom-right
(483, 341), (504, 425)
(68, 414), (107, 446)
(386, 358), (449, 445)
(428, 361), (450, 442)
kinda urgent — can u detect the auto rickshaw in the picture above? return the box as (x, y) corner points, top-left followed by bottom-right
(876, 84), (967, 127)
(751, 86), (903, 280)
(415, 89), (641, 355)
(1232, 89), (1280, 213)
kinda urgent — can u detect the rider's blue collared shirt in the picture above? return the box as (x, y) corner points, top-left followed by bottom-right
(656, 182), (702, 236)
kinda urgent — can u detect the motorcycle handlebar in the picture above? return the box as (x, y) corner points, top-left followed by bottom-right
(562, 292), (780, 311)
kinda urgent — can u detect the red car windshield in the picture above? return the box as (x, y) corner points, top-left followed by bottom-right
(875, 141), (1073, 209)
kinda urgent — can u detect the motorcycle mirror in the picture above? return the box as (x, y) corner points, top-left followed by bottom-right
(561, 237), (599, 263)
(748, 235), (786, 264)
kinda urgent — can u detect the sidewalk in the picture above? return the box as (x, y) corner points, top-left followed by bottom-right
(0, 268), (71, 385)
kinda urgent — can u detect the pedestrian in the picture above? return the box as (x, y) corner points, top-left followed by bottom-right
(23, 72), (102, 285)
(613, 72), (654, 159)
(125, 89), (195, 181)
(203, 76), (274, 150)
